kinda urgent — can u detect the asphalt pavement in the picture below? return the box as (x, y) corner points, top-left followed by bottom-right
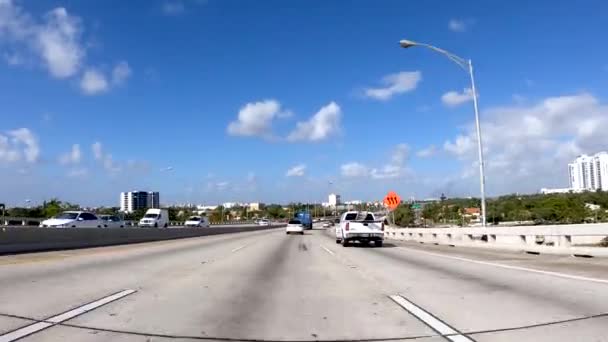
(0, 225), (607, 341)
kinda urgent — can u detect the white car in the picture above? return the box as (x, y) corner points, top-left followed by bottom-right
(184, 216), (210, 228)
(258, 219), (270, 226)
(322, 221), (331, 228)
(99, 215), (125, 228)
(285, 219), (304, 235)
(39, 211), (103, 228)
(139, 208), (170, 228)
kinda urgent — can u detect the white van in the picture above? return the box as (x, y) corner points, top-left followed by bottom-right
(139, 208), (169, 228)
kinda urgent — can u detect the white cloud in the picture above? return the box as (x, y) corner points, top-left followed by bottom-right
(59, 143), (81, 165)
(341, 162), (369, 178)
(160, 166), (174, 172)
(80, 69), (108, 95)
(342, 144), (411, 180)
(364, 71), (422, 101)
(0, 1), (86, 77)
(286, 164), (306, 177)
(67, 167), (87, 178)
(370, 144), (411, 179)
(0, 128), (39, 163)
(287, 102), (341, 142)
(442, 88), (474, 107)
(90, 141), (121, 173)
(80, 61), (131, 95)
(162, 1), (185, 15)
(448, 19), (467, 32)
(111, 61), (131, 85)
(92, 141), (103, 160)
(227, 99), (284, 138)
(36, 7), (84, 78)
(442, 93), (608, 193)
(0, 2), (129, 94)
(416, 145), (437, 158)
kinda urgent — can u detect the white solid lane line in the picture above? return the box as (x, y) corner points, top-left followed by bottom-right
(398, 247), (608, 285)
(320, 245), (335, 256)
(231, 244), (249, 253)
(389, 295), (474, 342)
(0, 289), (136, 342)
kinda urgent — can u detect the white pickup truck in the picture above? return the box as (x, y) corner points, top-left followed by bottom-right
(335, 211), (384, 247)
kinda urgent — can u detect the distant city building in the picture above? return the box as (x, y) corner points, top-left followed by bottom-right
(248, 202), (263, 211)
(568, 152), (608, 191)
(120, 191), (159, 213)
(196, 205), (218, 211)
(344, 200), (362, 205)
(539, 187), (583, 194)
(328, 193), (341, 207)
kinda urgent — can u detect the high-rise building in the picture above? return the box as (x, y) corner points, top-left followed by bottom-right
(328, 193), (341, 207)
(568, 152), (608, 191)
(120, 191), (160, 213)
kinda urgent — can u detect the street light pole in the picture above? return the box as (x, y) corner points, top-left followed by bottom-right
(468, 59), (487, 227)
(399, 39), (487, 227)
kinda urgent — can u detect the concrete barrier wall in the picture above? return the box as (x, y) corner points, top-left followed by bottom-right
(384, 223), (608, 257)
(0, 224), (284, 254)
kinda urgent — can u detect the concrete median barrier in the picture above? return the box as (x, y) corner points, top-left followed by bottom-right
(0, 224), (285, 254)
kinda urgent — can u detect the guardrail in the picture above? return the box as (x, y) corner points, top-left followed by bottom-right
(0, 224), (285, 254)
(384, 223), (608, 257)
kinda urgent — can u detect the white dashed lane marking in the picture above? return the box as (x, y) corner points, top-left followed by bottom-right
(0, 289), (136, 342)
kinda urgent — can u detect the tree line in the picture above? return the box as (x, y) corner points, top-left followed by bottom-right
(391, 191), (608, 227)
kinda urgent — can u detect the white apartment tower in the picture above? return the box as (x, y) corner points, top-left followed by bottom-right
(568, 152), (608, 191)
(120, 191), (160, 213)
(328, 193), (341, 207)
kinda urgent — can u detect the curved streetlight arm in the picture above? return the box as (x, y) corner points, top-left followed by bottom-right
(414, 42), (469, 71)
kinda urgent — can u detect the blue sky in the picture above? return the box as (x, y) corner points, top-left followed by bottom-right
(1, 0), (608, 206)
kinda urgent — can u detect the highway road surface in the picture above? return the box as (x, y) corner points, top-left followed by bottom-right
(0, 225), (607, 341)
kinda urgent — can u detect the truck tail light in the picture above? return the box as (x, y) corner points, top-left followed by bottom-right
(345, 222), (350, 231)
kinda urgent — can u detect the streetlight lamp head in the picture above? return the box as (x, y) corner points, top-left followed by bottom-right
(399, 39), (417, 48)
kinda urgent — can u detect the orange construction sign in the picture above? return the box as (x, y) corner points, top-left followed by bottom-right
(383, 191), (401, 210)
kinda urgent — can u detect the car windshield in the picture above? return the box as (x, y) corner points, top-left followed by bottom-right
(55, 212), (78, 220)
(5, 2), (608, 341)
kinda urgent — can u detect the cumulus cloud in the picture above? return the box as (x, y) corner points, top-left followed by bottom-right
(0, 2), (129, 94)
(227, 99), (285, 138)
(370, 144), (410, 179)
(0, 128), (39, 163)
(111, 61), (131, 85)
(416, 145), (437, 158)
(0, 2), (84, 78)
(364, 71), (421, 101)
(341, 144), (411, 180)
(341, 162), (369, 178)
(442, 88), (474, 107)
(442, 93), (608, 193)
(59, 143), (81, 165)
(90, 141), (120, 173)
(67, 167), (87, 178)
(286, 164), (306, 177)
(92, 141), (103, 160)
(287, 102), (341, 142)
(448, 19), (468, 32)
(80, 69), (108, 94)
